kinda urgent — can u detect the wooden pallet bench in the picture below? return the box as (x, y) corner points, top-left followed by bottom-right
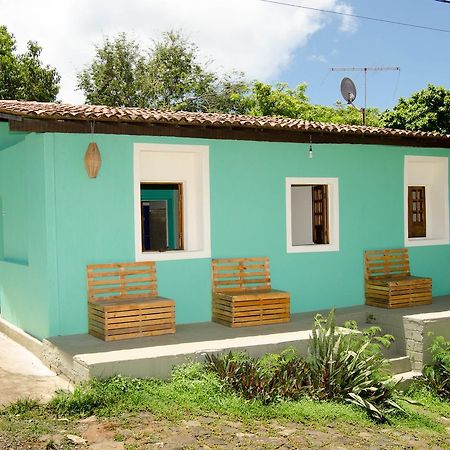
(212, 257), (290, 327)
(364, 248), (432, 309)
(87, 261), (175, 341)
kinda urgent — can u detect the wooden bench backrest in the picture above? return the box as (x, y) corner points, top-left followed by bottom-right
(87, 261), (158, 302)
(212, 257), (272, 293)
(364, 249), (411, 280)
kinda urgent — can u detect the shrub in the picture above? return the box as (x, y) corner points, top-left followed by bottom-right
(207, 310), (402, 422)
(414, 336), (450, 400)
(308, 310), (401, 422)
(205, 348), (311, 404)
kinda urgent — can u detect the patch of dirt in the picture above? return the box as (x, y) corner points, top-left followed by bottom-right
(1, 412), (449, 449)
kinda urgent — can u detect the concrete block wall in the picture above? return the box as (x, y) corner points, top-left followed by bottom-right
(404, 312), (450, 371)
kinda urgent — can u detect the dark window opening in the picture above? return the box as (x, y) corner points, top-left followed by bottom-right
(140, 183), (183, 252)
(408, 186), (426, 238)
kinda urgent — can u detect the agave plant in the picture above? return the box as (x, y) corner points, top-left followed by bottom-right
(307, 309), (402, 422)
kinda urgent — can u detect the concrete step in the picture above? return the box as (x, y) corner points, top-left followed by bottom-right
(392, 370), (421, 391)
(387, 355), (412, 375)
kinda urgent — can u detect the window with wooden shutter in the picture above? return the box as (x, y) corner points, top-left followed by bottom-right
(408, 186), (426, 238)
(287, 177), (339, 253)
(290, 184), (329, 246)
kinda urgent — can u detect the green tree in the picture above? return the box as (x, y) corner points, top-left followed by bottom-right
(382, 84), (450, 134)
(248, 81), (381, 126)
(77, 33), (147, 107)
(78, 31), (250, 113)
(249, 81), (309, 117)
(0, 26), (60, 101)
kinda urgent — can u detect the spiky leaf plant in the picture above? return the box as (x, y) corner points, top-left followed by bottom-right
(307, 309), (401, 422)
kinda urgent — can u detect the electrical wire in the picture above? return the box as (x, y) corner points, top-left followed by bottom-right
(257, 0), (450, 33)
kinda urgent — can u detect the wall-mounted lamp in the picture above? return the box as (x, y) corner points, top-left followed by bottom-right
(309, 135), (313, 159)
(84, 121), (102, 178)
(84, 142), (101, 178)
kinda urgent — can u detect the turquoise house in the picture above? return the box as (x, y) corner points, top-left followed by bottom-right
(0, 100), (449, 341)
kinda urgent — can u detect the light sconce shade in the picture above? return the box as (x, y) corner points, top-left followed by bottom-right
(84, 142), (102, 178)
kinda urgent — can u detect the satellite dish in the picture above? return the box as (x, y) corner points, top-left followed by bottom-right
(340, 77), (357, 103)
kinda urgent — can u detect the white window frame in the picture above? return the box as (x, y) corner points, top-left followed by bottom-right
(286, 177), (339, 253)
(134, 143), (211, 261)
(404, 155), (449, 247)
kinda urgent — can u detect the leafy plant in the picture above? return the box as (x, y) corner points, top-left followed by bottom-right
(205, 348), (311, 404)
(207, 310), (402, 422)
(413, 336), (450, 400)
(307, 310), (401, 422)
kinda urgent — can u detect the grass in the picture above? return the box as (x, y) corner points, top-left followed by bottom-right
(406, 384), (450, 418)
(44, 363), (448, 432)
(0, 363), (449, 449)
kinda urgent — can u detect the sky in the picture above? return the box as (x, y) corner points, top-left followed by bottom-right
(1, 0), (449, 111)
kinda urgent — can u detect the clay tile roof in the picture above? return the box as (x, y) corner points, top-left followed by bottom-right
(0, 99), (449, 143)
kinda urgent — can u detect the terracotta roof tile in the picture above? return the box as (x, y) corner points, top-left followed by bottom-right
(0, 99), (449, 142)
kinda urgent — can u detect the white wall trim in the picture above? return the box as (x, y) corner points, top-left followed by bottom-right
(404, 155), (449, 247)
(286, 177), (340, 253)
(133, 143), (211, 262)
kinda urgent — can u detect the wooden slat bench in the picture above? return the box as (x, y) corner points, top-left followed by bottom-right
(364, 248), (432, 309)
(212, 257), (290, 327)
(87, 261), (175, 341)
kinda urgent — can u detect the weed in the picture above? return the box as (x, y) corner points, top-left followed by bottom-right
(3, 398), (41, 416)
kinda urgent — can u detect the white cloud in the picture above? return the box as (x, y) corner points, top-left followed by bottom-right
(0, 0), (356, 103)
(334, 3), (357, 32)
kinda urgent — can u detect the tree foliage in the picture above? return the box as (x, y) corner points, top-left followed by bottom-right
(382, 84), (450, 134)
(78, 31), (250, 113)
(77, 33), (146, 107)
(78, 30), (386, 126)
(0, 25), (60, 101)
(248, 81), (381, 126)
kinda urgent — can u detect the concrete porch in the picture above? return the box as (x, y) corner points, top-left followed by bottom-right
(42, 296), (450, 383)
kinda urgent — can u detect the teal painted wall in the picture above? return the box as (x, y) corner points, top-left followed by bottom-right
(0, 128), (57, 339)
(48, 133), (450, 337)
(1, 122), (449, 339)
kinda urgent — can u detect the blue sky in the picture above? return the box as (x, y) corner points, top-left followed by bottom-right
(283, 0), (450, 110)
(1, 0), (449, 112)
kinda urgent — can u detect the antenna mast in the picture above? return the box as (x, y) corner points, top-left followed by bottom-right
(330, 66), (400, 125)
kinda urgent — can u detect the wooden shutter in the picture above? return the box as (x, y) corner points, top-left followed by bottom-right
(312, 185), (329, 244)
(408, 186), (426, 238)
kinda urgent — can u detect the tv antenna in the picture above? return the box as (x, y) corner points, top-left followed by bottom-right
(331, 66), (400, 125)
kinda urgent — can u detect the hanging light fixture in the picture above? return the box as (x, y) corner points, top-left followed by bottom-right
(309, 135), (313, 159)
(84, 121), (102, 178)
